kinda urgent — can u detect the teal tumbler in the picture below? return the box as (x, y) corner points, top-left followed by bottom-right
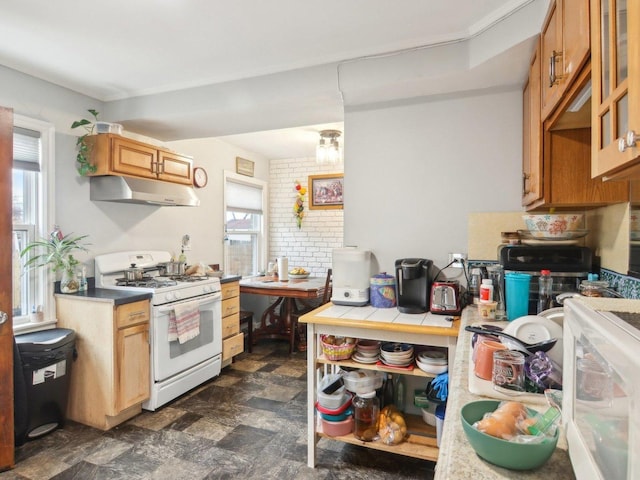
(505, 272), (531, 320)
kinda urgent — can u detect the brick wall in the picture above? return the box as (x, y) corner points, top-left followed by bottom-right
(269, 157), (344, 276)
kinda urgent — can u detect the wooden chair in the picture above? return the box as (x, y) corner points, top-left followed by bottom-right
(239, 310), (254, 353)
(291, 268), (332, 352)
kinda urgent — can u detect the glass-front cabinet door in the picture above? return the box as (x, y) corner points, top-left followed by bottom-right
(591, 0), (640, 179)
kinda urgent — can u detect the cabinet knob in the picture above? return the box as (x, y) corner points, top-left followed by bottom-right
(618, 130), (639, 152)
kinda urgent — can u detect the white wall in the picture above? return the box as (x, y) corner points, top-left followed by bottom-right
(0, 65), (269, 276)
(268, 157), (344, 275)
(344, 88), (524, 275)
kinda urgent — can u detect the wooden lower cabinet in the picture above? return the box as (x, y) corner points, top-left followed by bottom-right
(55, 296), (150, 430)
(221, 281), (243, 366)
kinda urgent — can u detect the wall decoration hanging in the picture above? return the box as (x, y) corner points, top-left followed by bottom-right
(293, 180), (307, 229)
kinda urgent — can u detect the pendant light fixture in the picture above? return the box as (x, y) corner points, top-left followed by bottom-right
(316, 130), (343, 165)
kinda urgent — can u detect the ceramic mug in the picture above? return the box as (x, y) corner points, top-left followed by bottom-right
(474, 339), (507, 380)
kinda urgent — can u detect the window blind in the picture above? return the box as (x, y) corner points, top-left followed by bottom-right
(226, 179), (263, 214)
(13, 126), (41, 172)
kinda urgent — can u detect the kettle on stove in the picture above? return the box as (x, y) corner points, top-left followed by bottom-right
(430, 281), (461, 315)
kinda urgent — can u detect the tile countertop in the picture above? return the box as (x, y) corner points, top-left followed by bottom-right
(434, 306), (576, 480)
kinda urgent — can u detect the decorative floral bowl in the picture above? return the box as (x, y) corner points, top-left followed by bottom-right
(522, 214), (584, 238)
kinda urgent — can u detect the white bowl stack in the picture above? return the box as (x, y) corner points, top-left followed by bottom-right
(415, 350), (448, 374)
(352, 339), (381, 364)
(380, 342), (414, 367)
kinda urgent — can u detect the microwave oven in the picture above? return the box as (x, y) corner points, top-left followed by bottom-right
(563, 298), (640, 480)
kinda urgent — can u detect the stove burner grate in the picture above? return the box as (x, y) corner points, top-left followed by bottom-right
(162, 275), (209, 283)
(115, 277), (178, 288)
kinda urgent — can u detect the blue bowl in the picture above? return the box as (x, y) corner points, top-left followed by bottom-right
(321, 407), (353, 422)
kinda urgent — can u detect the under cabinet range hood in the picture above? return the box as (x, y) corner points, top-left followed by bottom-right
(90, 175), (200, 207)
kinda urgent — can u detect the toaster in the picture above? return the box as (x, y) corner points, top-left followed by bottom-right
(430, 281), (461, 315)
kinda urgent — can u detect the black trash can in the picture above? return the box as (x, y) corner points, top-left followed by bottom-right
(14, 328), (76, 445)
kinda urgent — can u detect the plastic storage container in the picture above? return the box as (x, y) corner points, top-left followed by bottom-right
(14, 328), (76, 444)
(579, 273), (610, 297)
(321, 416), (354, 436)
(369, 273), (396, 308)
(95, 121), (123, 135)
(317, 374), (347, 409)
(342, 369), (384, 394)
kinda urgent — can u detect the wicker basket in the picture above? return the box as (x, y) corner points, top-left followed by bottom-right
(320, 335), (355, 361)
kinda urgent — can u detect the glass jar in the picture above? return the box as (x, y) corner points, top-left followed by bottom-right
(60, 267), (79, 293)
(353, 391), (379, 441)
(579, 274), (609, 297)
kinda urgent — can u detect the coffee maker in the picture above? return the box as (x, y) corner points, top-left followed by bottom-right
(395, 258), (433, 313)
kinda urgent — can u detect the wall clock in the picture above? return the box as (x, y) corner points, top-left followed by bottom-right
(193, 167), (208, 188)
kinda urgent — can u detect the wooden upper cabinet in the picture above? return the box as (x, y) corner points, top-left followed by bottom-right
(158, 150), (193, 184)
(591, 0), (640, 179)
(87, 134), (193, 185)
(524, 59), (629, 210)
(111, 136), (158, 180)
(523, 37), (543, 207)
(541, 0), (591, 120)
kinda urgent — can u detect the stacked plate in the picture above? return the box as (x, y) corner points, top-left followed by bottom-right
(380, 342), (414, 367)
(352, 339), (381, 364)
(416, 350), (448, 375)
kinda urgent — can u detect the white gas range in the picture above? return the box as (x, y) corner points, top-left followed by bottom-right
(95, 251), (222, 411)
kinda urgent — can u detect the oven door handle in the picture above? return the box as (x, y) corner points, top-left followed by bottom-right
(157, 294), (221, 313)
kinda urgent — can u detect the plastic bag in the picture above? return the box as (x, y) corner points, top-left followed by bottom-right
(474, 401), (560, 443)
(378, 405), (407, 445)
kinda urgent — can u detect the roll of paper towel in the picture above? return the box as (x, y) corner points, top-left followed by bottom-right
(277, 257), (289, 281)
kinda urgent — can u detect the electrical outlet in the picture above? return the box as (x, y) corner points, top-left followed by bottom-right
(448, 253), (467, 268)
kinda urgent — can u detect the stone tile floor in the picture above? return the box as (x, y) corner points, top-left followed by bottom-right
(3, 340), (436, 480)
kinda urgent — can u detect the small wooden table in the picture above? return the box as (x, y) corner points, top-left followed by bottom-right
(239, 276), (326, 352)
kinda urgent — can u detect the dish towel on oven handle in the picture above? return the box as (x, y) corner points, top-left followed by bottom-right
(168, 301), (201, 344)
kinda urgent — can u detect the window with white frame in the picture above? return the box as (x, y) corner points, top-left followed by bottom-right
(223, 172), (266, 276)
(12, 116), (55, 328)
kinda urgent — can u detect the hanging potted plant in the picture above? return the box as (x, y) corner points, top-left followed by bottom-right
(20, 227), (90, 293)
(71, 109), (99, 176)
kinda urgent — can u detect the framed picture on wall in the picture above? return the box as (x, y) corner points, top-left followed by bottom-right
(308, 173), (344, 210)
(236, 157), (255, 177)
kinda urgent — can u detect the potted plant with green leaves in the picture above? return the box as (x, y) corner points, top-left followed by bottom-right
(20, 227), (90, 293)
(71, 109), (99, 176)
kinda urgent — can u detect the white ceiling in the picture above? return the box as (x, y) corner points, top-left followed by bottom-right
(0, 0), (547, 159)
